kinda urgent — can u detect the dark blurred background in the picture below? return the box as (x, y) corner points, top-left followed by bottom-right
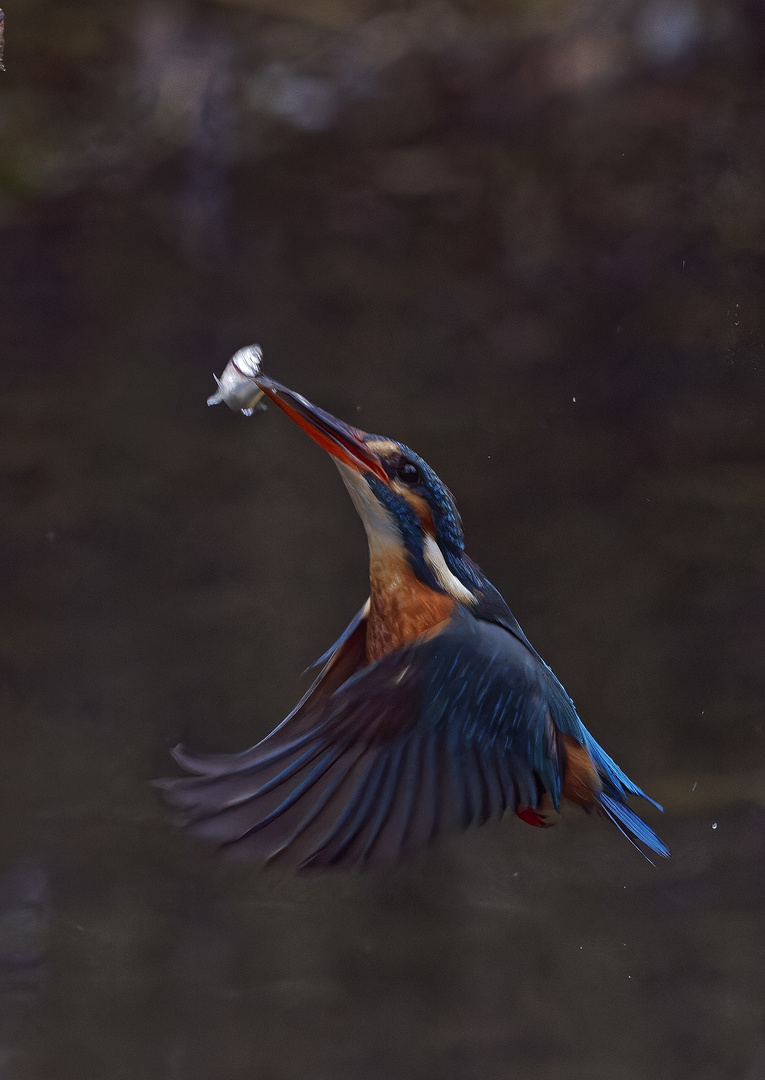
(1, 0), (764, 1077)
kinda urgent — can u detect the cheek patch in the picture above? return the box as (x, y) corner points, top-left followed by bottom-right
(391, 486), (436, 535)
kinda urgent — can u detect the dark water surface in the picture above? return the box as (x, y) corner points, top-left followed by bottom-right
(2, 1), (765, 1076)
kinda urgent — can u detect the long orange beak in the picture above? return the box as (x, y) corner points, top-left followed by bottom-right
(254, 375), (389, 485)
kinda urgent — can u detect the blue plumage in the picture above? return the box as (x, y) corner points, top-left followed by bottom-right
(158, 377), (669, 868)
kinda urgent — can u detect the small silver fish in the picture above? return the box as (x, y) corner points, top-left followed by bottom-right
(207, 345), (266, 415)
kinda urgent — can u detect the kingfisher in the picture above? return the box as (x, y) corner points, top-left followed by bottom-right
(159, 375), (669, 869)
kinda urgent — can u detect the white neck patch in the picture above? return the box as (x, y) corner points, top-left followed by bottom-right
(423, 536), (476, 605)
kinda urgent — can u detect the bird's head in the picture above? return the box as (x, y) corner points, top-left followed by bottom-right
(254, 375), (479, 603)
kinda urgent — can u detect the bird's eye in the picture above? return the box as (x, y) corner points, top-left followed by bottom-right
(397, 461), (420, 485)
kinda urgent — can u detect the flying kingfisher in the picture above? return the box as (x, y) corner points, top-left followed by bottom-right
(159, 375), (670, 869)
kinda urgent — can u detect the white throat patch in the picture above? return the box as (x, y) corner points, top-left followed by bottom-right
(336, 462), (400, 557)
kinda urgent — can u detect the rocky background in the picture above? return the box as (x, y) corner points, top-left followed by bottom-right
(1, 1), (764, 1078)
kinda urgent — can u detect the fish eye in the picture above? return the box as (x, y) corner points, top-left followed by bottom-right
(397, 461), (420, 485)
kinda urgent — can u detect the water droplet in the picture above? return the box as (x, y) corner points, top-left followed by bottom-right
(712, 822), (718, 830)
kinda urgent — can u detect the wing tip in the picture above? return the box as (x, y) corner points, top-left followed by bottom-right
(168, 743), (210, 774)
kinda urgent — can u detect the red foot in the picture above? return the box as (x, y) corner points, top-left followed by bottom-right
(516, 806), (551, 828)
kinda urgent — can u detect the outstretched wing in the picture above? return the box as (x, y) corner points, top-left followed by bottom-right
(158, 610), (559, 870)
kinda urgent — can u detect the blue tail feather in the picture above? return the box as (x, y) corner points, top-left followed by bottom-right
(581, 731), (663, 811)
(546, 679), (664, 811)
(598, 792), (670, 860)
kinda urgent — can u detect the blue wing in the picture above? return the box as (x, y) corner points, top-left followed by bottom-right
(158, 608), (668, 868)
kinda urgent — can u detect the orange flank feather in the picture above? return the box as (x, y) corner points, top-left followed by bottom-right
(560, 733), (602, 806)
(515, 733), (602, 829)
(366, 552), (456, 662)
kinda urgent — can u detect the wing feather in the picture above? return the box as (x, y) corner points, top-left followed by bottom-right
(367, 732), (423, 866)
(159, 607), (667, 866)
(263, 746), (371, 866)
(299, 747), (396, 869)
(476, 748), (506, 825)
(352, 743), (407, 868)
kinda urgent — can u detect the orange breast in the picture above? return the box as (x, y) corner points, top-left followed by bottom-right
(365, 553), (456, 662)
